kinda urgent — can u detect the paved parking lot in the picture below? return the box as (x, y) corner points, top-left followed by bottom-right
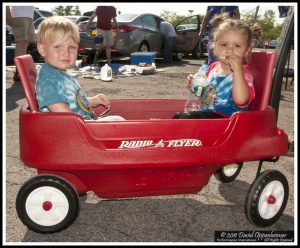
(5, 54), (295, 243)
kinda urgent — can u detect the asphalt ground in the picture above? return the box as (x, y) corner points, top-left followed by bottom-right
(4, 52), (296, 244)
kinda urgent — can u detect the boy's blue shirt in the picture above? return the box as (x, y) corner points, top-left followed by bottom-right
(36, 63), (95, 120)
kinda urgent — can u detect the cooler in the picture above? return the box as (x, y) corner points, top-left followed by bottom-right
(131, 52), (156, 65)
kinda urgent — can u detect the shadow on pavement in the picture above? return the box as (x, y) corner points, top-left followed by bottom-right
(6, 80), (25, 112)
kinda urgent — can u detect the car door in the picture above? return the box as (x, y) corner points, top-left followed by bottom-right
(173, 15), (200, 53)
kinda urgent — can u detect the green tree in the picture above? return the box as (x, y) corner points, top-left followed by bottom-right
(52, 6), (81, 16)
(241, 9), (283, 40)
(159, 8), (283, 40)
(160, 10), (187, 26)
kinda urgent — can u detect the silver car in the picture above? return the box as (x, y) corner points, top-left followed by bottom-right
(78, 13), (205, 60)
(78, 13), (163, 58)
(114, 13), (164, 56)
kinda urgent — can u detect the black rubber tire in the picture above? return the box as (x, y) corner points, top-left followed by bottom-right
(245, 170), (289, 227)
(16, 174), (80, 234)
(214, 163), (243, 183)
(173, 53), (183, 61)
(138, 42), (150, 52)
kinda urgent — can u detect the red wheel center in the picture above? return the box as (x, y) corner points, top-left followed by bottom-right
(42, 201), (53, 211)
(267, 195), (276, 204)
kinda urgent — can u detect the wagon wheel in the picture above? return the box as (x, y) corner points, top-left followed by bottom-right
(214, 163), (243, 183)
(245, 170), (289, 227)
(16, 174), (80, 234)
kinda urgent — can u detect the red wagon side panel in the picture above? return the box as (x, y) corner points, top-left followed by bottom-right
(19, 98), (287, 198)
(20, 99), (287, 171)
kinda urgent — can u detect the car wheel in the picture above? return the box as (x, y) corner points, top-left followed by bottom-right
(16, 174), (80, 234)
(245, 170), (289, 227)
(138, 42), (150, 52)
(214, 163), (243, 183)
(173, 53), (183, 61)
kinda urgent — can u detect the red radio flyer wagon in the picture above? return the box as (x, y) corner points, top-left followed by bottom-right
(14, 50), (289, 234)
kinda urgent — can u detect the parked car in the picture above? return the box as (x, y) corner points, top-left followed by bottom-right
(176, 24), (198, 31)
(33, 8), (53, 21)
(78, 13), (206, 61)
(62, 15), (90, 24)
(78, 13), (163, 59)
(268, 39), (278, 49)
(173, 15), (207, 57)
(34, 15), (90, 30)
(78, 17), (97, 35)
(82, 11), (94, 17)
(33, 16), (46, 29)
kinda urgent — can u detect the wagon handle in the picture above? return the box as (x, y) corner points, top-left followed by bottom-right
(97, 104), (111, 118)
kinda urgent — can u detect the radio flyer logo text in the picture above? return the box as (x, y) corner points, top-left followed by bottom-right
(118, 139), (202, 149)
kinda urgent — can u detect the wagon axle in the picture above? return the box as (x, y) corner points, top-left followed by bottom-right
(42, 201), (53, 211)
(267, 195), (276, 204)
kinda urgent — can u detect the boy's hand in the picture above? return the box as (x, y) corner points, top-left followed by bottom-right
(88, 94), (110, 108)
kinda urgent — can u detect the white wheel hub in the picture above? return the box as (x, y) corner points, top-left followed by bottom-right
(223, 164), (239, 177)
(258, 180), (285, 219)
(25, 186), (69, 226)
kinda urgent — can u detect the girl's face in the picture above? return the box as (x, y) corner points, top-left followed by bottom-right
(37, 31), (78, 71)
(214, 29), (250, 60)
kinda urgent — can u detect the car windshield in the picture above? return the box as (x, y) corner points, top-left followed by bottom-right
(116, 13), (138, 22)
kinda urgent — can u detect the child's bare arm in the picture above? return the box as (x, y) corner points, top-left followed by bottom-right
(232, 67), (250, 105)
(221, 55), (250, 105)
(48, 102), (72, 112)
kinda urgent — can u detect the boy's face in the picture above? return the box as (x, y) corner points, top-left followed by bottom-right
(37, 31), (78, 71)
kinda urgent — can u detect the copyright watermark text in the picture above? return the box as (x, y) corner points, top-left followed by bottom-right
(215, 231), (294, 242)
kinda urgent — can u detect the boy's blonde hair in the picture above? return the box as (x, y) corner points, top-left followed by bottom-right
(37, 16), (80, 44)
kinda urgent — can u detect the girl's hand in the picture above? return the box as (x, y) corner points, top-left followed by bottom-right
(227, 55), (244, 72)
(88, 94), (110, 108)
(186, 74), (195, 91)
(219, 55), (243, 72)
